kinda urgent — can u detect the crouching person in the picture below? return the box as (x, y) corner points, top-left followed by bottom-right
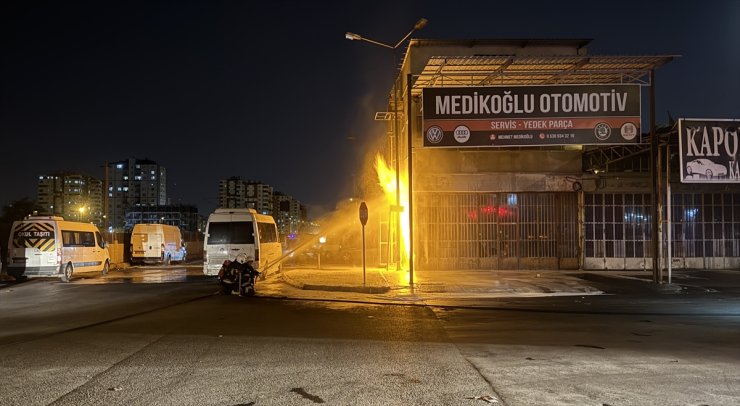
(217, 259), (236, 294)
(218, 254), (261, 296)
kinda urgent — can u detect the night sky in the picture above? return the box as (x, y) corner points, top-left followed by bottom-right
(2, 1), (739, 217)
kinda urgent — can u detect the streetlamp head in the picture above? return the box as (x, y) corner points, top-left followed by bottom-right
(414, 18), (428, 30)
(345, 32), (362, 41)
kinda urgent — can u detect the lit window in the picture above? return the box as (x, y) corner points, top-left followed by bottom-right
(116, 164), (123, 169)
(123, 176), (129, 180)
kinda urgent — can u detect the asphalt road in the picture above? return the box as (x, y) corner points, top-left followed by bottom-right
(1, 266), (739, 405)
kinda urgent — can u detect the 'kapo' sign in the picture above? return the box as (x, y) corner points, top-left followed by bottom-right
(678, 119), (740, 183)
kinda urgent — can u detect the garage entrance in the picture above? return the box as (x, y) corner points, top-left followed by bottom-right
(416, 192), (578, 270)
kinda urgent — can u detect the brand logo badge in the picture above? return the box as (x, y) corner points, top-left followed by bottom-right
(454, 125), (471, 143)
(426, 126), (443, 144)
(594, 123), (612, 141)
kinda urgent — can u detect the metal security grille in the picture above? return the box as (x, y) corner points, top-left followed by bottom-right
(584, 192), (740, 269)
(416, 192), (578, 270)
(670, 192), (740, 258)
(584, 193), (653, 259)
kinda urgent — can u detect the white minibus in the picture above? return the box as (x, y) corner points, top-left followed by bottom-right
(7, 216), (110, 282)
(203, 208), (281, 276)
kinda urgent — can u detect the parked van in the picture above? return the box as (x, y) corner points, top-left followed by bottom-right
(7, 216), (110, 282)
(203, 208), (281, 276)
(130, 223), (186, 265)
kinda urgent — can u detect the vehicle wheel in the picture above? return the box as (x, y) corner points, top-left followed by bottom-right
(61, 263), (73, 282)
(102, 260), (109, 275)
(706, 169), (713, 178)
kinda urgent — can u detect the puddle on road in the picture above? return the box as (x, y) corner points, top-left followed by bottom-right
(71, 268), (209, 284)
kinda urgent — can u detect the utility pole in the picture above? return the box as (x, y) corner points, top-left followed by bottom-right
(346, 19), (428, 274)
(650, 69), (661, 283)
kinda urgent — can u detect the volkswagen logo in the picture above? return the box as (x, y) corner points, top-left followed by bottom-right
(426, 126), (444, 144)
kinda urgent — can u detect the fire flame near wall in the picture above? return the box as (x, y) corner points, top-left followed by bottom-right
(374, 153), (410, 270)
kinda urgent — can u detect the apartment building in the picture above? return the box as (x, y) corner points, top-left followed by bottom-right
(36, 173), (104, 226)
(106, 158), (167, 231)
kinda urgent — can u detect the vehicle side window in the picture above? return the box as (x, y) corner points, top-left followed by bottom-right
(257, 222), (278, 243)
(80, 232), (95, 247)
(62, 231), (77, 246)
(95, 232), (105, 248)
(62, 231), (96, 247)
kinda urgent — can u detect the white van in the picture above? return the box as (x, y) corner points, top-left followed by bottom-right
(7, 216), (110, 282)
(130, 223), (186, 265)
(203, 208), (282, 276)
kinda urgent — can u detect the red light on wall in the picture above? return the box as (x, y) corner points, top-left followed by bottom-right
(468, 205), (510, 220)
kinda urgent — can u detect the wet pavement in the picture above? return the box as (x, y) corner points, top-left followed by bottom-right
(4, 263), (740, 311)
(278, 265), (740, 296)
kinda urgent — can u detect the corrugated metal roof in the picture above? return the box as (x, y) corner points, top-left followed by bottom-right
(414, 55), (676, 93)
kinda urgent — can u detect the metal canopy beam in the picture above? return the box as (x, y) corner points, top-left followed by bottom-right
(413, 54), (676, 95)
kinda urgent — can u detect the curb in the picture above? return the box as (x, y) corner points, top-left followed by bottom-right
(280, 272), (390, 294)
(280, 272), (305, 289)
(302, 284), (390, 294)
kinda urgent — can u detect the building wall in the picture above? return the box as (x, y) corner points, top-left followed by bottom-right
(124, 204), (202, 232)
(274, 192), (303, 235)
(107, 158), (167, 231)
(218, 177), (275, 214)
(387, 40), (739, 271)
(246, 181), (273, 215)
(37, 173), (104, 226)
(219, 177), (247, 208)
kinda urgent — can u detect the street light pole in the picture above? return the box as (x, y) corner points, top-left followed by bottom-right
(346, 18), (427, 273)
(407, 72), (414, 290)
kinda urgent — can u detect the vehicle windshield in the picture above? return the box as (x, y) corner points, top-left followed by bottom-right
(206, 221), (255, 244)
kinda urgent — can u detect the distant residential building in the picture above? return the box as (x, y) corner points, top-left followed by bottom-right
(106, 158), (167, 232)
(36, 173), (103, 226)
(124, 204), (202, 232)
(218, 177), (247, 209)
(218, 177), (273, 215)
(273, 192), (304, 235)
(246, 181), (273, 215)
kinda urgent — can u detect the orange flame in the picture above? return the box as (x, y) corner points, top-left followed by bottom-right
(375, 153), (409, 270)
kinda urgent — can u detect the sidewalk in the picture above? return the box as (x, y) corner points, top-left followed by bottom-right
(278, 266), (740, 297)
(279, 266), (605, 297)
